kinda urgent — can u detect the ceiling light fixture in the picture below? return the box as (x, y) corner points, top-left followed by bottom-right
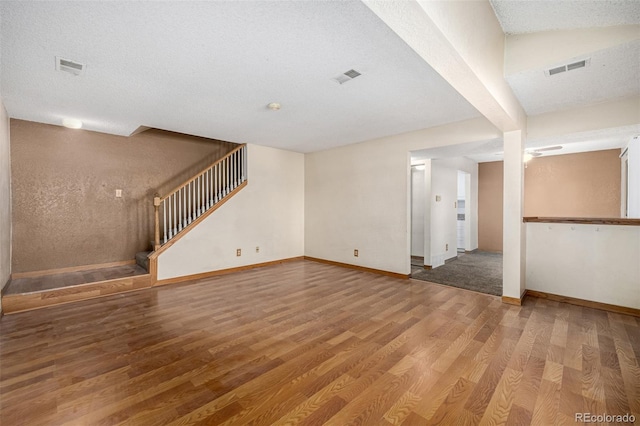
(62, 118), (83, 129)
(523, 153), (533, 163)
(413, 164), (426, 170)
(267, 102), (281, 111)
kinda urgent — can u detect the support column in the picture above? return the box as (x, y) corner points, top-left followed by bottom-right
(502, 130), (526, 304)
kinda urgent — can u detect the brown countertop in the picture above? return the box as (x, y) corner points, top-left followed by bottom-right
(523, 217), (640, 226)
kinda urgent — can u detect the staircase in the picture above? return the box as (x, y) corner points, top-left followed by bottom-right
(137, 143), (248, 270)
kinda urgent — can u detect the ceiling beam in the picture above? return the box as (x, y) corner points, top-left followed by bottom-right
(363, 0), (526, 132)
(527, 95), (640, 141)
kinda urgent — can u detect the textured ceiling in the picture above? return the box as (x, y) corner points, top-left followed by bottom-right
(492, 0), (640, 147)
(0, 1), (480, 153)
(490, 0), (640, 34)
(493, 0), (640, 115)
(507, 40), (640, 115)
(2, 1), (637, 156)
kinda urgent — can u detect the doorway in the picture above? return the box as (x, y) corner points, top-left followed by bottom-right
(409, 150), (503, 296)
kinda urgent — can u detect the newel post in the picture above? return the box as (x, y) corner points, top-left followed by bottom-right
(153, 195), (161, 251)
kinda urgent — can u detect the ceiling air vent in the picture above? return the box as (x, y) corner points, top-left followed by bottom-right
(567, 60), (586, 71)
(548, 65), (566, 76)
(333, 69), (361, 85)
(55, 56), (86, 76)
(545, 58), (590, 77)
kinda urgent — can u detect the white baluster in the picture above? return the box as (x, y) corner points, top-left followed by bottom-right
(172, 194), (177, 236)
(230, 152), (234, 189)
(243, 145), (247, 181)
(209, 167), (214, 206)
(233, 151), (237, 188)
(198, 173), (201, 209)
(214, 164), (218, 203)
(220, 160), (224, 197)
(183, 187), (188, 229)
(187, 182), (191, 224)
(192, 180), (196, 220)
(220, 159), (224, 197)
(168, 197), (172, 239)
(218, 162), (222, 200)
(225, 157), (230, 195)
(204, 171), (208, 206)
(201, 173), (205, 212)
(183, 187), (187, 226)
(240, 146), (243, 182)
(178, 189), (181, 230)
(196, 176), (200, 216)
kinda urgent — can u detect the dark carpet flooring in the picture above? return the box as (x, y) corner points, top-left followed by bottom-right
(411, 251), (503, 296)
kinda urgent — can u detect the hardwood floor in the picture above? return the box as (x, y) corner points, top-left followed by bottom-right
(1, 260), (639, 425)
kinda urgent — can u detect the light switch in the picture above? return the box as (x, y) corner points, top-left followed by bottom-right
(115, 189), (122, 198)
(435, 195), (441, 202)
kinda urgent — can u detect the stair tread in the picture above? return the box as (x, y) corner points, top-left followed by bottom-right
(135, 251), (151, 272)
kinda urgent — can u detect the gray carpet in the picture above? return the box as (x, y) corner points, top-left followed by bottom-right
(411, 251), (503, 296)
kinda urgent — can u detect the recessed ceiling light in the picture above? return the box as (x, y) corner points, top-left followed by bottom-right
(267, 102), (281, 111)
(62, 118), (83, 129)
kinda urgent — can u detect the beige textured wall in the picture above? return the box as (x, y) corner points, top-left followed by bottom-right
(11, 120), (236, 272)
(478, 161), (503, 252)
(0, 99), (11, 298)
(478, 149), (622, 252)
(524, 149), (621, 217)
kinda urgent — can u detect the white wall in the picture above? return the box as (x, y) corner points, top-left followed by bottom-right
(157, 144), (304, 280)
(431, 156), (479, 252)
(305, 138), (410, 273)
(0, 99), (10, 313)
(526, 222), (640, 309)
(305, 117), (498, 275)
(430, 164), (457, 267)
(410, 167), (425, 257)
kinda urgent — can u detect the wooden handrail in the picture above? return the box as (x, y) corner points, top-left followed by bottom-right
(158, 143), (246, 202)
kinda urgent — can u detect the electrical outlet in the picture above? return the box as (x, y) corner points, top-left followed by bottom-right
(354, 249), (359, 257)
(115, 189), (122, 198)
(236, 249), (241, 256)
(446, 244), (449, 251)
(256, 246), (259, 253)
